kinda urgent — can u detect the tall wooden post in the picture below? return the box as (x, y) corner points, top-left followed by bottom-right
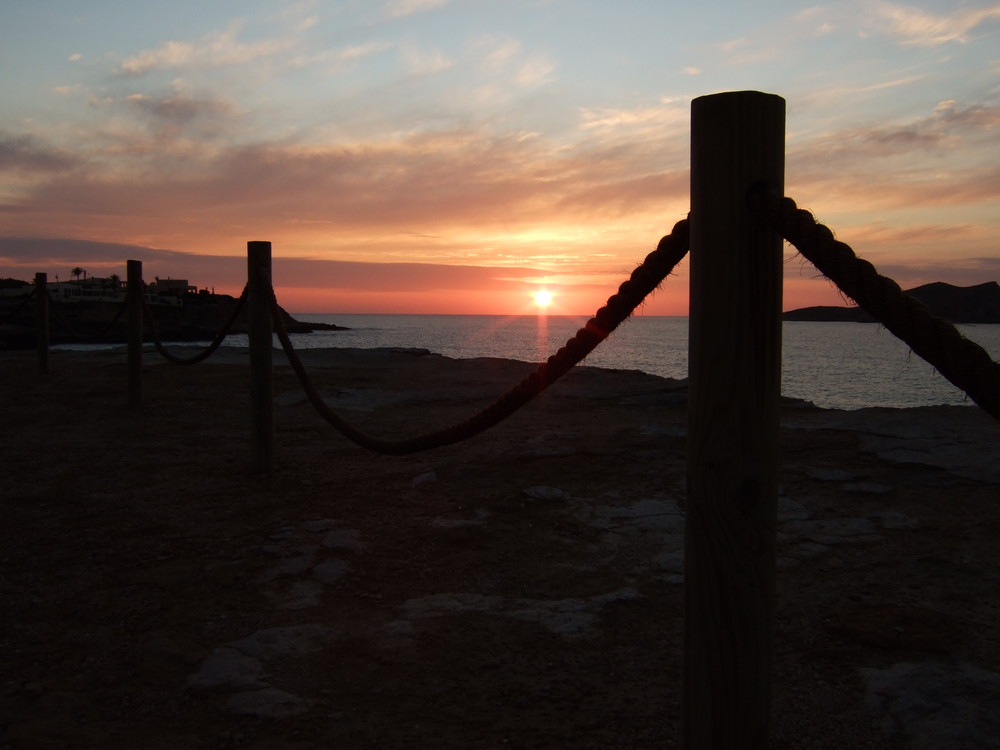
(35, 273), (49, 377)
(685, 91), (785, 749)
(127, 260), (143, 408)
(247, 241), (273, 472)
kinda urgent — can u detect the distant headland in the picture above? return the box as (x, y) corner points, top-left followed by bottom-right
(0, 275), (347, 350)
(783, 281), (1000, 324)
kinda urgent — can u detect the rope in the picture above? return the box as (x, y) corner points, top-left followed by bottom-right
(143, 286), (248, 365)
(0, 287), (37, 324)
(263, 217), (691, 455)
(748, 189), (1000, 419)
(47, 290), (129, 341)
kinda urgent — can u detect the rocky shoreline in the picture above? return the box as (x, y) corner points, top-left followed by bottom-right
(1, 346), (998, 749)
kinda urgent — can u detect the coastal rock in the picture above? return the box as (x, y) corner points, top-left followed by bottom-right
(229, 624), (336, 660)
(3, 346), (998, 749)
(225, 688), (316, 719)
(186, 647), (266, 690)
(312, 558), (351, 585)
(864, 662), (1000, 749)
(401, 588), (643, 636)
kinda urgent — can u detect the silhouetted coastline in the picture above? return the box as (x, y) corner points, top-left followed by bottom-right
(783, 281), (1000, 323)
(0, 287), (347, 350)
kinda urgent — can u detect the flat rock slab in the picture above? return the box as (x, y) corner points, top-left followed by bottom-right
(401, 588), (643, 636)
(3, 347), (999, 749)
(865, 661), (1000, 749)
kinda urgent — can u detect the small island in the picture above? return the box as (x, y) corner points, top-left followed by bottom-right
(783, 281), (1000, 323)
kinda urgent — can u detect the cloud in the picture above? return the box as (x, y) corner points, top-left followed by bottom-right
(579, 99), (689, 134)
(384, 0), (448, 19)
(0, 115), (695, 294)
(125, 93), (234, 126)
(340, 41), (393, 63)
(868, 1), (1000, 46)
(296, 15), (319, 32)
(0, 134), (81, 175)
(789, 98), (1000, 172)
(286, 40), (393, 73)
(400, 43), (453, 76)
(709, 2), (1000, 69)
(471, 35), (555, 88)
(515, 55), (555, 87)
(1, 80), (992, 297)
(476, 36), (522, 73)
(0, 236), (548, 295)
(117, 21), (296, 76)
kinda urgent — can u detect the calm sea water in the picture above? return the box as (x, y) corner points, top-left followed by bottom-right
(271, 314), (1000, 411)
(56, 313), (999, 410)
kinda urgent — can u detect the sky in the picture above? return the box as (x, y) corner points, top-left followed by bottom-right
(1, 0), (998, 315)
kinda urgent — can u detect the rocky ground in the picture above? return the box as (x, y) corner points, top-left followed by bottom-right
(1, 346), (999, 749)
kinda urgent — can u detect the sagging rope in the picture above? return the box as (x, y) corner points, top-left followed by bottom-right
(263, 217), (691, 455)
(143, 286), (249, 366)
(47, 291), (128, 342)
(749, 188), (1000, 420)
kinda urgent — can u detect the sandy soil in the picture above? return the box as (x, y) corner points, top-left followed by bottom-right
(1, 346), (998, 749)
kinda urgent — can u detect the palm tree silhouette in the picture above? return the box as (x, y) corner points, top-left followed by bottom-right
(71, 267), (84, 283)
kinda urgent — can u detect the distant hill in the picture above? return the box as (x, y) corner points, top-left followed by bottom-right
(783, 281), (1000, 324)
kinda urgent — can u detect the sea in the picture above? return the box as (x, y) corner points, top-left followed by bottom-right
(53, 313), (1000, 411)
(265, 314), (1000, 411)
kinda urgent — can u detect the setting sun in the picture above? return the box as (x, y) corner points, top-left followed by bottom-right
(533, 290), (553, 308)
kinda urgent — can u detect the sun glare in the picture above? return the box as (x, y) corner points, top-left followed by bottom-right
(533, 290), (553, 308)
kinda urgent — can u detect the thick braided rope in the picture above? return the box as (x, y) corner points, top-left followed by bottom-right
(47, 290), (128, 341)
(144, 286), (248, 365)
(0, 286), (37, 324)
(264, 218), (690, 455)
(749, 189), (1000, 419)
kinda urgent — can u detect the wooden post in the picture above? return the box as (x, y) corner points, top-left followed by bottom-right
(35, 273), (49, 377)
(247, 241), (273, 472)
(127, 260), (143, 408)
(685, 91), (785, 749)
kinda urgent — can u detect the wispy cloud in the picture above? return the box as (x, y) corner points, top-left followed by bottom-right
(579, 98), (689, 136)
(772, 94), (1000, 225)
(400, 43), (453, 76)
(286, 40), (393, 74)
(117, 21), (296, 75)
(867, 1), (1000, 46)
(476, 35), (522, 73)
(384, 0), (449, 20)
(471, 35), (555, 87)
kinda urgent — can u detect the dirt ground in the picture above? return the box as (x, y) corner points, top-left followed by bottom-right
(1, 346), (998, 749)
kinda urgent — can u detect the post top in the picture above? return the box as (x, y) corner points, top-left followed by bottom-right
(692, 90), (785, 105)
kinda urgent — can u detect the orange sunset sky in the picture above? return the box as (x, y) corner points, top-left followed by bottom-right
(2, 1), (999, 315)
